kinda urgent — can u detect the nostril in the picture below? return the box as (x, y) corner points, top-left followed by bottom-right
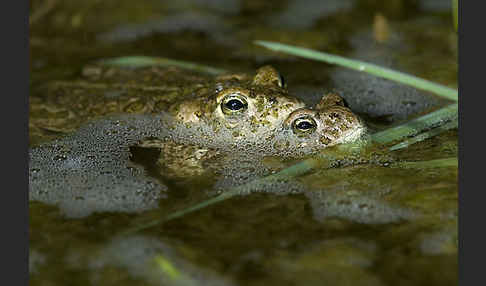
(329, 112), (340, 119)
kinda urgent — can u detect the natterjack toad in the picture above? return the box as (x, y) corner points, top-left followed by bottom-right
(283, 93), (366, 149)
(169, 65), (305, 135)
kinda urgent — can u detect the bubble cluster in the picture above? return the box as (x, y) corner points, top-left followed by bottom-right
(29, 110), (364, 218)
(305, 189), (417, 224)
(29, 114), (173, 218)
(208, 155), (307, 196)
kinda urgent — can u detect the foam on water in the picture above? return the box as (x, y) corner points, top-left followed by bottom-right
(209, 156), (307, 196)
(29, 111), (367, 217)
(29, 114), (172, 218)
(305, 189), (416, 224)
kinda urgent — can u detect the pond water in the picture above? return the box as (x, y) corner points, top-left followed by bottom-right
(29, 0), (457, 285)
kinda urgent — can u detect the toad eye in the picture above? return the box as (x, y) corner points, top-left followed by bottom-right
(292, 116), (317, 136)
(221, 94), (248, 115)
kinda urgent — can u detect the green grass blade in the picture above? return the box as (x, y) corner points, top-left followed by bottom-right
(388, 119), (458, 151)
(121, 143), (455, 234)
(392, 157), (457, 169)
(371, 103), (458, 144)
(254, 41), (458, 101)
(121, 105), (458, 235)
(120, 157), (327, 235)
(119, 191), (236, 235)
(101, 56), (227, 75)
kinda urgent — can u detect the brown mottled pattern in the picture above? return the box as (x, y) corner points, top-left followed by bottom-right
(285, 93), (366, 148)
(173, 66), (306, 134)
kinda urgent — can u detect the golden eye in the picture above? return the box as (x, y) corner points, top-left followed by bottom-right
(221, 94), (248, 115)
(292, 116), (317, 136)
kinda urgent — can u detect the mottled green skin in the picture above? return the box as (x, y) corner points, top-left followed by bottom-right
(169, 65), (305, 133)
(146, 66), (313, 179)
(284, 93), (366, 148)
(30, 65), (306, 142)
(29, 65), (307, 146)
(31, 65), (365, 179)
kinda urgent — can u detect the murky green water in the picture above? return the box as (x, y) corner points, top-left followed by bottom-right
(30, 1), (457, 285)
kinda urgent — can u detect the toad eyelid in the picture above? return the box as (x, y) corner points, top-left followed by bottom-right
(222, 93), (247, 104)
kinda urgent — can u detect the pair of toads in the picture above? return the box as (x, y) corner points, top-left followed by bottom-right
(140, 65), (367, 179)
(32, 64), (366, 180)
(167, 65), (366, 148)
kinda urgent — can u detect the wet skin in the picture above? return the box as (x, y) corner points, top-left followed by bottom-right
(31, 65), (365, 180)
(142, 93), (366, 180)
(169, 65), (306, 135)
(283, 92), (366, 148)
(30, 65), (305, 140)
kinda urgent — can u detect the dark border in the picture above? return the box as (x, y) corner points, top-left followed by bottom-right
(458, 0), (478, 285)
(1, 0), (29, 285)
